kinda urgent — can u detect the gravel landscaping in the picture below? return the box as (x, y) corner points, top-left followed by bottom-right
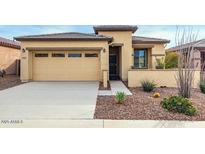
(0, 75), (23, 90)
(94, 87), (205, 121)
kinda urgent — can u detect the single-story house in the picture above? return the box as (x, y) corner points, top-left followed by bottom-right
(14, 25), (200, 88)
(166, 39), (205, 70)
(0, 37), (21, 75)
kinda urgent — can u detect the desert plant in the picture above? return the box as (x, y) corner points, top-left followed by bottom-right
(175, 27), (198, 98)
(155, 57), (165, 69)
(141, 80), (156, 92)
(199, 81), (205, 94)
(161, 96), (197, 116)
(165, 52), (178, 69)
(115, 91), (126, 104)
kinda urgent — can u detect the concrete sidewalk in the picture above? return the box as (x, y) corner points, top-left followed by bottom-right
(110, 81), (132, 95)
(1, 119), (205, 128)
(98, 81), (132, 96)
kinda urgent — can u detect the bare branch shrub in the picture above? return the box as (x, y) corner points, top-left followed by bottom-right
(175, 27), (198, 98)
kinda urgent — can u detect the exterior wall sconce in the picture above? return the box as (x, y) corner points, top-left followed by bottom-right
(22, 48), (26, 53)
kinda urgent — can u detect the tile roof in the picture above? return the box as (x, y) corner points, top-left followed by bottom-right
(94, 25), (138, 33)
(13, 29), (170, 45)
(167, 39), (205, 51)
(14, 32), (113, 41)
(132, 36), (170, 44)
(0, 37), (20, 49)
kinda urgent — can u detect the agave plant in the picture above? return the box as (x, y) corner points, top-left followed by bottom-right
(141, 80), (156, 92)
(115, 91), (126, 104)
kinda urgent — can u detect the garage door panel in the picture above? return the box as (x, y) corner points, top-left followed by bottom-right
(32, 51), (100, 81)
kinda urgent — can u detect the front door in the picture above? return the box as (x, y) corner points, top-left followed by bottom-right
(109, 52), (120, 80)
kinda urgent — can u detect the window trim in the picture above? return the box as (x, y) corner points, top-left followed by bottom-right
(133, 49), (148, 69)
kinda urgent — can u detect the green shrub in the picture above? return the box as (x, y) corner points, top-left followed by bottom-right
(115, 91), (126, 104)
(199, 81), (205, 94)
(165, 52), (178, 69)
(161, 96), (197, 116)
(141, 80), (156, 92)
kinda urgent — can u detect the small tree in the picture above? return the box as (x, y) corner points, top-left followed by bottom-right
(165, 52), (178, 69)
(175, 27), (198, 98)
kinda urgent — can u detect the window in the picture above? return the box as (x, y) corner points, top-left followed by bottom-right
(85, 53), (98, 57)
(134, 49), (148, 68)
(35, 53), (48, 57)
(68, 53), (82, 57)
(52, 53), (65, 57)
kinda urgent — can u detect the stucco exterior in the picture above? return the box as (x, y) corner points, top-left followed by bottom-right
(16, 25), (172, 87)
(20, 34), (167, 82)
(0, 45), (20, 74)
(20, 40), (109, 81)
(128, 69), (200, 88)
(150, 44), (166, 68)
(98, 31), (133, 80)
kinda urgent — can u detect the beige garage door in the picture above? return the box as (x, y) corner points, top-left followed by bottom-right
(32, 51), (100, 81)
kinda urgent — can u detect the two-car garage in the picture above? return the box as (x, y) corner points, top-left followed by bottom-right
(14, 32), (112, 82)
(32, 51), (100, 81)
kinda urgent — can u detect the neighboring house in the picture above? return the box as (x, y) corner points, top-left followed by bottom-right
(15, 25), (200, 88)
(0, 37), (21, 75)
(166, 39), (205, 70)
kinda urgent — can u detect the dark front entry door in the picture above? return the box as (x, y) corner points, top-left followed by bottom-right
(109, 53), (120, 80)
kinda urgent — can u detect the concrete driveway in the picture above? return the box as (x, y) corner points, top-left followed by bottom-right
(0, 82), (98, 120)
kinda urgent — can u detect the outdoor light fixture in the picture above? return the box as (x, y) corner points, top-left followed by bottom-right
(22, 48), (26, 53)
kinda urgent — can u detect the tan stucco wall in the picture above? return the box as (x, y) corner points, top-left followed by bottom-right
(20, 40), (109, 81)
(151, 44), (166, 69)
(0, 46), (20, 74)
(98, 31), (133, 80)
(20, 34), (167, 82)
(103, 70), (108, 88)
(128, 69), (200, 88)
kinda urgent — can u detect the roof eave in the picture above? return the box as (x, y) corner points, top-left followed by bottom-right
(132, 40), (170, 44)
(14, 37), (113, 42)
(93, 26), (138, 34)
(167, 46), (205, 52)
(0, 42), (21, 49)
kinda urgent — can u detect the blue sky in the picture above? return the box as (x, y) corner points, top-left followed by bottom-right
(0, 25), (205, 48)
